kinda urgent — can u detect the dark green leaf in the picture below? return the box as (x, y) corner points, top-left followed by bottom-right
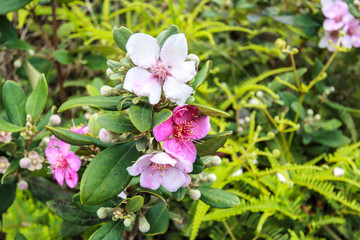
(0, 0), (33, 15)
(325, 101), (360, 114)
(97, 114), (137, 133)
(191, 157), (204, 174)
(58, 96), (122, 112)
(14, 232), (27, 240)
(89, 220), (124, 240)
(198, 187), (239, 209)
(294, 14), (320, 27)
(113, 27), (133, 52)
(191, 60), (212, 90)
(126, 196), (144, 212)
(117, 97), (133, 111)
(173, 188), (186, 201)
(311, 130), (351, 147)
(195, 131), (232, 157)
(80, 142), (141, 205)
(4, 39), (32, 50)
(26, 74), (48, 120)
(129, 102), (153, 132)
(291, 101), (305, 119)
(145, 202), (169, 235)
(2, 80), (26, 126)
(0, 176), (17, 214)
(191, 103), (230, 117)
(61, 221), (89, 238)
(54, 49), (74, 64)
(156, 25), (179, 48)
(135, 136), (148, 151)
(47, 199), (104, 225)
(1, 158), (19, 183)
(73, 194), (114, 214)
(0, 119), (24, 132)
(84, 55), (107, 71)
(0, 16), (18, 43)
(152, 109), (172, 127)
(319, 119), (342, 131)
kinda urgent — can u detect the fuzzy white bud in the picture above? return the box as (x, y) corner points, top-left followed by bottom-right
(106, 68), (114, 78)
(100, 86), (113, 96)
(49, 114), (61, 126)
(13, 59), (22, 68)
(231, 168), (243, 177)
(276, 172), (287, 183)
(333, 167), (345, 177)
(99, 128), (110, 143)
(207, 173), (217, 183)
(28, 49), (35, 56)
(97, 207), (112, 219)
(124, 218), (132, 227)
(244, 116), (251, 122)
(18, 180), (28, 191)
(189, 189), (201, 200)
(314, 114), (321, 121)
(139, 216), (150, 233)
(256, 91), (263, 98)
(19, 157), (31, 168)
(307, 109), (314, 116)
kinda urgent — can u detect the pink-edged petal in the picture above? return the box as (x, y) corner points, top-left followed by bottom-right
(163, 77), (193, 106)
(163, 139), (197, 163)
(150, 152), (177, 166)
(173, 105), (199, 125)
(169, 61), (196, 83)
(124, 67), (156, 95)
(54, 168), (65, 186)
(323, 19), (344, 31)
(140, 167), (161, 190)
(161, 168), (186, 192)
(126, 33), (159, 68)
(65, 168), (78, 188)
(175, 157), (193, 173)
(182, 173), (191, 187)
(127, 154), (153, 176)
(58, 140), (70, 156)
(140, 77), (162, 104)
(153, 117), (174, 142)
(67, 152), (81, 172)
(45, 147), (61, 165)
(188, 115), (211, 140)
(160, 34), (188, 67)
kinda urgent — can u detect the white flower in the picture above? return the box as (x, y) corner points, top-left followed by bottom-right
(124, 33), (197, 105)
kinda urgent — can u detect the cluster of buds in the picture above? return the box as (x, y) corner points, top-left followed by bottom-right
(275, 38), (299, 54)
(319, 86), (335, 101)
(19, 151), (44, 171)
(0, 156), (10, 174)
(20, 115), (37, 140)
(106, 56), (133, 81)
(97, 207), (136, 228)
(304, 109), (321, 125)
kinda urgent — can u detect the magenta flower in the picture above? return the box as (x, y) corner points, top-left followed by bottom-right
(321, 0), (353, 31)
(124, 33), (197, 105)
(127, 152), (191, 192)
(45, 140), (81, 188)
(153, 105), (210, 163)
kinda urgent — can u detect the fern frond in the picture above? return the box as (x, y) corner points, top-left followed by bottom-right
(190, 201), (210, 240)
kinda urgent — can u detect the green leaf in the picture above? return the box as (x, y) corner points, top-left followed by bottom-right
(195, 131), (232, 157)
(89, 220), (124, 240)
(73, 194), (114, 214)
(0, 118), (24, 132)
(61, 221), (89, 239)
(54, 49), (74, 64)
(129, 102), (153, 132)
(152, 109), (172, 127)
(80, 142), (141, 205)
(191, 103), (230, 117)
(198, 187), (240, 209)
(113, 26), (133, 52)
(145, 202), (169, 235)
(320, 119), (342, 131)
(2, 80), (26, 126)
(291, 101), (305, 119)
(191, 157), (204, 174)
(173, 188), (186, 201)
(46, 126), (112, 149)
(47, 199), (104, 225)
(0, 0), (33, 15)
(0, 16), (18, 43)
(58, 96), (122, 112)
(25, 74), (48, 120)
(4, 39), (32, 50)
(117, 97), (133, 111)
(84, 54), (107, 71)
(89, 114), (102, 137)
(126, 196), (144, 212)
(14, 232), (27, 240)
(0, 176), (17, 214)
(325, 101), (360, 114)
(135, 136), (148, 151)
(191, 60), (212, 90)
(1, 158), (19, 183)
(311, 130), (351, 147)
(27, 177), (73, 204)
(156, 25), (179, 48)
(294, 14), (320, 27)
(22, 60), (41, 90)
(97, 114), (137, 133)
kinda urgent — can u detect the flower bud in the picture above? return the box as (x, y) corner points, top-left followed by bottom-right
(99, 128), (110, 143)
(100, 86), (113, 96)
(28, 49), (35, 56)
(106, 68), (114, 78)
(272, 149), (280, 158)
(207, 173), (217, 183)
(333, 167), (345, 177)
(307, 109), (314, 116)
(49, 114), (61, 126)
(19, 157), (31, 168)
(139, 216), (150, 233)
(324, 89), (331, 95)
(314, 114), (321, 121)
(267, 132), (275, 138)
(275, 38), (287, 49)
(249, 98), (259, 105)
(256, 91), (263, 98)
(238, 118), (245, 125)
(231, 168), (243, 177)
(201, 155), (221, 168)
(329, 86), (335, 92)
(0, 156), (10, 174)
(13, 59), (22, 68)
(26, 114), (32, 123)
(244, 116), (251, 123)
(124, 218), (132, 227)
(18, 180), (28, 191)
(97, 207), (112, 219)
(276, 172), (287, 183)
(189, 189), (201, 200)
(186, 54), (200, 68)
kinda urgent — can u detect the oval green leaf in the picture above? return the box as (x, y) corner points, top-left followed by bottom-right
(145, 202), (169, 235)
(89, 220), (124, 240)
(156, 25), (179, 48)
(191, 60), (212, 90)
(191, 103), (229, 117)
(173, 188), (187, 201)
(58, 96), (123, 112)
(73, 194), (114, 214)
(2, 80), (26, 126)
(0, 176), (17, 214)
(80, 141), (141, 205)
(26, 74), (48, 121)
(0, 119), (24, 132)
(113, 26), (132, 52)
(97, 114), (137, 133)
(191, 157), (204, 174)
(195, 131), (232, 157)
(126, 196), (144, 212)
(152, 109), (172, 128)
(198, 187), (240, 209)
(0, 0), (33, 15)
(129, 102), (153, 132)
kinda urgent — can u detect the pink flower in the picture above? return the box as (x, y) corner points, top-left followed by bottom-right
(342, 18), (360, 47)
(0, 131), (12, 143)
(318, 30), (340, 51)
(124, 33), (197, 105)
(153, 105), (210, 163)
(127, 152), (191, 192)
(45, 139), (81, 188)
(321, 0), (353, 31)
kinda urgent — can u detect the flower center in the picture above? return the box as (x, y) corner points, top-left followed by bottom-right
(151, 163), (170, 175)
(151, 61), (169, 82)
(0, 162), (6, 169)
(55, 155), (68, 169)
(173, 122), (193, 142)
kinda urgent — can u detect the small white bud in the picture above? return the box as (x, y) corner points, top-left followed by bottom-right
(100, 86), (113, 96)
(13, 59), (22, 68)
(253, 159), (258, 165)
(307, 109), (314, 116)
(237, 126), (244, 132)
(333, 167), (345, 177)
(18, 180), (28, 191)
(231, 168), (243, 177)
(189, 189), (201, 200)
(124, 218), (132, 227)
(207, 173), (217, 183)
(99, 128), (110, 143)
(106, 68), (114, 78)
(26, 114), (32, 123)
(186, 54), (200, 68)
(28, 49), (35, 56)
(314, 114), (321, 121)
(139, 216), (150, 233)
(276, 172), (287, 183)
(49, 114), (61, 126)
(324, 89), (331, 95)
(329, 86), (335, 92)
(211, 156), (222, 166)
(238, 118), (245, 125)
(256, 91), (263, 98)
(97, 207), (112, 219)
(244, 116), (251, 122)
(19, 157), (31, 168)
(249, 98), (259, 105)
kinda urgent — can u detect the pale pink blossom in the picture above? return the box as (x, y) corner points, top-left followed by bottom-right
(27, 151), (44, 171)
(124, 33), (197, 105)
(127, 152), (191, 192)
(0, 156), (10, 174)
(342, 18), (360, 47)
(45, 139), (81, 188)
(153, 105), (210, 163)
(0, 131), (12, 143)
(321, 0), (353, 31)
(318, 30), (340, 51)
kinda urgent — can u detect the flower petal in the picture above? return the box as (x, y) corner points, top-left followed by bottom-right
(172, 105), (199, 125)
(45, 147), (61, 165)
(65, 168), (78, 188)
(188, 115), (211, 140)
(163, 139), (197, 163)
(126, 33), (159, 68)
(161, 168), (186, 192)
(169, 61), (196, 83)
(58, 140), (70, 156)
(182, 173), (191, 187)
(54, 168), (65, 186)
(124, 67), (156, 95)
(175, 157), (193, 173)
(150, 152), (177, 166)
(127, 154), (153, 176)
(141, 77), (162, 104)
(153, 118), (174, 142)
(140, 167), (161, 190)
(67, 152), (81, 172)
(160, 33), (188, 66)
(163, 77), (193, 106)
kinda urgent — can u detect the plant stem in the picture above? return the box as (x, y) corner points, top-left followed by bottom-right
(289, 53), (300, 90)
(223, 220), (236, 240)
(287, 93), (304, 147)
